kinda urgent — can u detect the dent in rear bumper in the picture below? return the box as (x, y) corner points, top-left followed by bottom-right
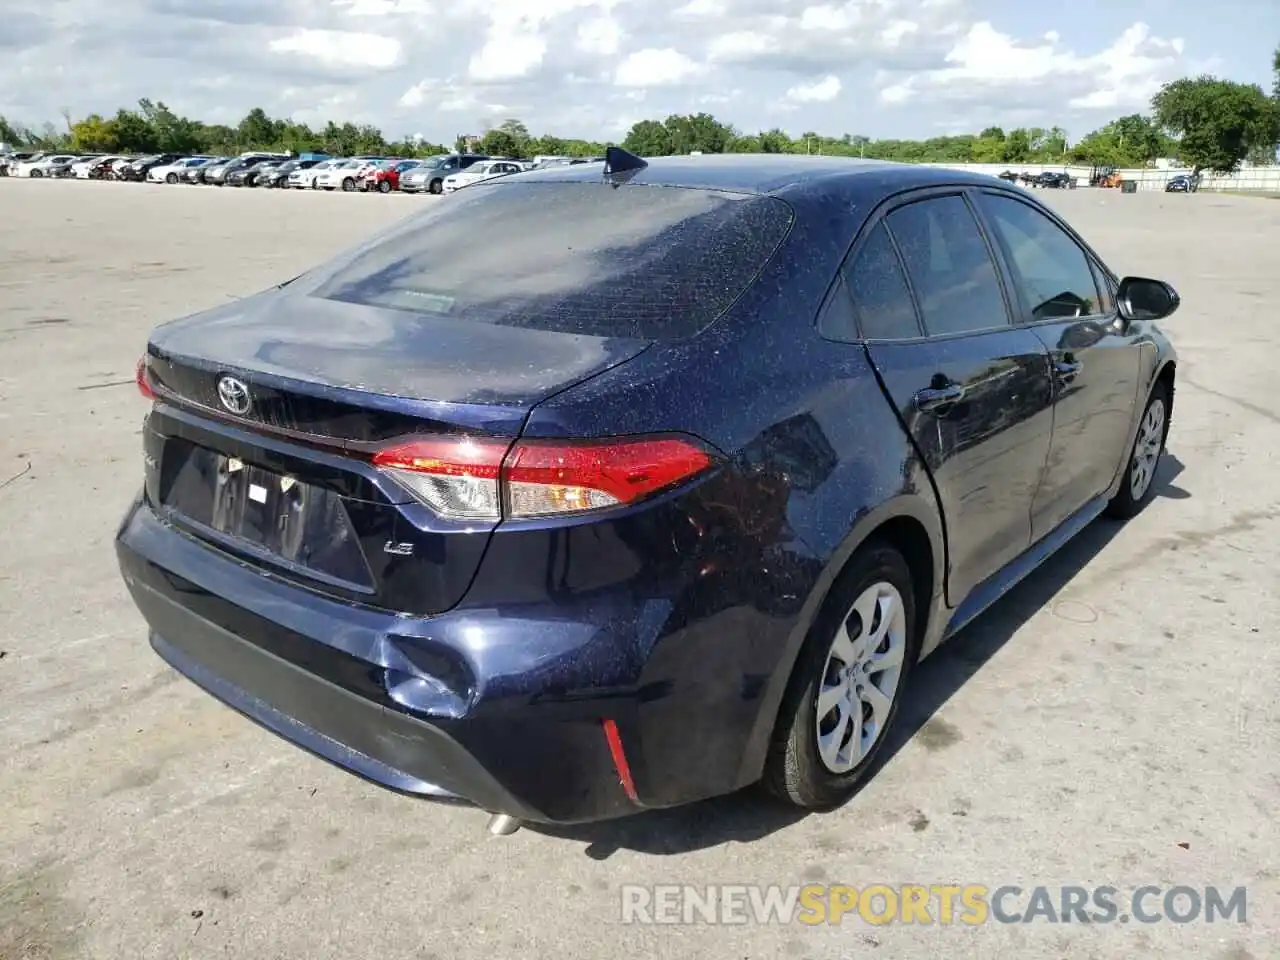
(115, 497), (644, 823)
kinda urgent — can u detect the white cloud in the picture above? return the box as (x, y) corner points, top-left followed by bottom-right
(398, 78), (508, 114)
(878, 21), (1186, 115)
(334, 0), (437, 15)
(269, 28), (402, 69)
(786, 75), (841, 103)
(613, 47), (704, 87)
(0, 1), (1217, 148)
(673, 0), (728, 16)
(577, 16), (623, 55)
(468, 29), (547, 81)
(707, 30), (773, 62)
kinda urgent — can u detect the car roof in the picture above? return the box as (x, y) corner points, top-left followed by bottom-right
(517, 152), (1001, 198)
(508, 153), (1018, 241)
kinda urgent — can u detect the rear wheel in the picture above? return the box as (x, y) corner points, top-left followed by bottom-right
(341, 177), (356, 192)
(1105, 383), (1169, 520)
(30, 169), (43, 179)
(429, 178), (443, 195)
(378, 179), (392, 193)
(763, 541), (918, 809)
(166, 173), (178, 184)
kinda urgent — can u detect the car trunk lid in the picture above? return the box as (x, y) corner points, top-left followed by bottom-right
(143, 289), (651, 616)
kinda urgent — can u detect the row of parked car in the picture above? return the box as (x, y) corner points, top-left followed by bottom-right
(996, 170), (1077, 189)
(0, 149), (606, 195)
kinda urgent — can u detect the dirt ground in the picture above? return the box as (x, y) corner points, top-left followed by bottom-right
(0, 179), (1276, 960)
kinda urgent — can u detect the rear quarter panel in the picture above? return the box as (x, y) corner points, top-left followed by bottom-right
(519, 250), (946, 796)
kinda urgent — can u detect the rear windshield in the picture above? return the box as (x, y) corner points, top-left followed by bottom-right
(309, 182), (794, 340)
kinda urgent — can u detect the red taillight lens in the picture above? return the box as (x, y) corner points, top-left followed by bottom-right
(136, 356), (156, 400)
(371, 434), (716, 521)
(503, 436), (715, 518)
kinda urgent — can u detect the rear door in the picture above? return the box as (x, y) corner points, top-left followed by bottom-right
(972, 190), (1144, 540)
(847, 191), (1055, 602)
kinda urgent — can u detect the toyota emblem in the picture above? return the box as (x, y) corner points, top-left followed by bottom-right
(216, 375), (252, 415)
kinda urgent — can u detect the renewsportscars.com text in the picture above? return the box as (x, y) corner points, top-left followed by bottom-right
(620, 884), (1248, 926)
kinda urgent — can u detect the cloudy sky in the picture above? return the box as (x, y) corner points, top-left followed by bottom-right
(2, 0), (1276, 144)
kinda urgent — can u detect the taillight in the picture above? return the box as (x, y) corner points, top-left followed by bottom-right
(372, 436), (507, 521)
(371, 434), (716, 521)
(136, 355), (156, 400)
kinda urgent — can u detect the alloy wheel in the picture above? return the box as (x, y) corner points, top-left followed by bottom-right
(815, 581), (908, 774)
(1129, 397), (1165, 501)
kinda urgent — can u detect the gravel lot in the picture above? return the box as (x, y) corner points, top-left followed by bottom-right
(1, 179), (1276, 960)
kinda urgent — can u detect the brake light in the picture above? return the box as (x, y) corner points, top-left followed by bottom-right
(136, 356), (155, 400)
(371, 434), (716, 521)
(372, 436), (507, 521)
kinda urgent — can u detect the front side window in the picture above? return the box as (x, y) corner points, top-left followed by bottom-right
(978, 193), (1102, 321)
(885, 195), (1009, 337)
(1090, 260), (1116, 314)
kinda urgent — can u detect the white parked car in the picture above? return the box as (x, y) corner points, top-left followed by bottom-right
(12, 154), (78, 178)
(288, 158), (339, 189)
(147, 157), (212, 183)
(72, 155), (124, 178)
(441, 159), (524, 193)
(312, 158), (367, 192)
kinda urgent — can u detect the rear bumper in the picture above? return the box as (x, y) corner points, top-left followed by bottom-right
(139, 589), (539, 818)
(115, 496), (662, 823)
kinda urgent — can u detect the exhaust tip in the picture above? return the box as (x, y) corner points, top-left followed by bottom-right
(486, 813), (521, 836)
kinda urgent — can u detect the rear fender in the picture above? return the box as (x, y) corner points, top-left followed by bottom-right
(733, 480), (948, 789)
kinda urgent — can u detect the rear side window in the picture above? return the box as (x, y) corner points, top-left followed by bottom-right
(841, 222), (921, 340)
(311, 183), (795, 340)
(885, 196), (1009, 337)
(978, 194), (1102, 321)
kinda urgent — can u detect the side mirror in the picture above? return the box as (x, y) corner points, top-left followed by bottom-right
(1117, 277), (1180, 322)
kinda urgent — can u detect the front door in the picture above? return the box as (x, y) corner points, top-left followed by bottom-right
(848, 193), (1055, 603)
(972, 191), (1144, 540)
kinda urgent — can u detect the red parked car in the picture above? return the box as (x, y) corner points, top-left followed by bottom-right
(366, 159), (423, 193)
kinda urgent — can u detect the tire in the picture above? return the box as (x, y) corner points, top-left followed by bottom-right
(1105, 382), (1170, 520)
(341, 177), (356, 192)
(763, 540), (919, 809)
(429, 178), (443, 195)
(378, 179), (392, 193)
(30, 169), (43, 179)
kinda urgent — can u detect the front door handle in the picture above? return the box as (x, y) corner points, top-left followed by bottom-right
(914, 384), (965, 412)
(1054, 358), (1082, 383)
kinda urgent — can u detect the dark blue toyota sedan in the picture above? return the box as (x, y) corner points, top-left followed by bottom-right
(116, 150), (1178, 832)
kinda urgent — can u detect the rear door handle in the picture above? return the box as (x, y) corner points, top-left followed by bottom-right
(914, 384), (965, 412)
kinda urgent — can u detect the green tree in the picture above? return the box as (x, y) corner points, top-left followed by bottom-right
(480, 128), (520, 157)
(0, 115), (34, 147)
(663, 113), (734, 154)
(496, 118), (530, 142)
(622, 119), (671, 156)
(110, 108), (157, 152)
(236, 107), (280, 149)
(527, 134), (567, 156)
(1003, 128), (1032, 162)
(69, 113), (116, 151)
(134, 99), (199, 153)
(1152, 76), (1279, 173)
(971, 132), (1007, 163)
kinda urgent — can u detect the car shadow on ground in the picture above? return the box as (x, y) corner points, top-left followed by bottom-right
(533, 456), (1189, 859)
